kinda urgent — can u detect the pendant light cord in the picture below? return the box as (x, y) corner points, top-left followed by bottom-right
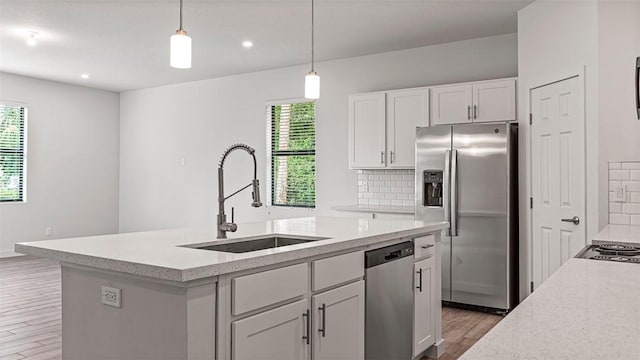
(179, 0), (184, 31)
(311, 0), (315, 72)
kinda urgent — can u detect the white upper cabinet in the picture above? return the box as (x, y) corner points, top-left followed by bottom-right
(387, 88), (430, 168)
(430, 79), (516, 126)
(472, 79), (516, 123)
(348, 93), (387, 169)
(348, 78), (516, 169)
(430, 84), (473, 126)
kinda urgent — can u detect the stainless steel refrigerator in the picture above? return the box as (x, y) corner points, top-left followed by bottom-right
(415, 123), (518, 313)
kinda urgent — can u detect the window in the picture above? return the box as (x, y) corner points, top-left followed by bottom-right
(267, 101), (316, 208)
(0, 104), (27, 202)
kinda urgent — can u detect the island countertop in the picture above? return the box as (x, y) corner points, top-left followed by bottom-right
(15, 216), (447, 282)
(459, 258), (640, 360)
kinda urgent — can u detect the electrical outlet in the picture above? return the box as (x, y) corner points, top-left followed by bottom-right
(363, 183), (369, 192)
(613, 185), (626, 202)
(101, 286), (121, 308)
(45, 227), (52, 236)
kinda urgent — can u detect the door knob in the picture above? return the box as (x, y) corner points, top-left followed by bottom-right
(561, 216), (580, 225)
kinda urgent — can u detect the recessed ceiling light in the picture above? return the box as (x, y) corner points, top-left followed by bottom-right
(242, 40), (253, 48)
(80, 74), (90, 79)
(26, 31), (38, 47)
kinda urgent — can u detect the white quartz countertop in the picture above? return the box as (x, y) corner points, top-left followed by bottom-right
(592, 224), (640, 245)
(460, 258), (640, 360)
(16, 216), (447, 283)
(331, 204), (415, 214)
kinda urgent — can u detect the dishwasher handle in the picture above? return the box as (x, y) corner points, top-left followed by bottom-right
(384, 250), (402, 261)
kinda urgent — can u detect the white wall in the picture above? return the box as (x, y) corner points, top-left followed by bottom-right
(518, 1), (599, 299)
(598, 0), (640, 226)
(119, 33), (518, 232)
(0, 73), (120, 257)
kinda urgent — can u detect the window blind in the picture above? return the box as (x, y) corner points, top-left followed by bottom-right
(0, 104), (26, 202)
(267, 101), (316, 208)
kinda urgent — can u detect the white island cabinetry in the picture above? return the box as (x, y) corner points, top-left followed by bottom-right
(15, 217), (447, 360)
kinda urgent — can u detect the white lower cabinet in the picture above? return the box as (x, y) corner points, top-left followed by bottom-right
(312, 281), (365, 360)
(232, 299), (310, 360)
(413, 256), (436, 357)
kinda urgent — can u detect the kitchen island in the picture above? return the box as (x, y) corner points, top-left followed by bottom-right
(460, 257), (640, 359)
(16, 216), (448, 360)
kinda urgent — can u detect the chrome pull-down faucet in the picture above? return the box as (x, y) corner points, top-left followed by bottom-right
(217, 143), (262, 239)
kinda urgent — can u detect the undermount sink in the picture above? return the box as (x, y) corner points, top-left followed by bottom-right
(191, 235), (329, 253)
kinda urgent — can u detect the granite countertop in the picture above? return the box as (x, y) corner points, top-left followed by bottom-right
(460, 258), (640, 359)
(592, 224), (640, 245)
(15, 216), (447, 282)
(331, 204), (415, 214)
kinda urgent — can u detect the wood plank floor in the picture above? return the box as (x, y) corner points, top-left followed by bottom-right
(0, 255), (501, 360)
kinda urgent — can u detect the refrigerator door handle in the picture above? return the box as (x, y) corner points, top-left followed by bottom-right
(444, 150), (451, 236)
(451, 149), (458, 237)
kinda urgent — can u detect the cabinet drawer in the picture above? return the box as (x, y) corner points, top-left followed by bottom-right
(232, 263), (308, 315)
(414, 235), (435, 260)
(312, 251), (364, 292)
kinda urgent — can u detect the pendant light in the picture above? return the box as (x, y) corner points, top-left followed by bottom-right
(304, 0), (320, 99)
(170, 0), (192, 69)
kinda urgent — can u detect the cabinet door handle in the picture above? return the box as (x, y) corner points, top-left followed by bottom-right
(380, 151), (384, 164)
(318, 303), (326, 337)
(421, 244), (434, 249)
(302, 309), (310, 344)
(467, 105), (471, 120)
(390, 151), (395, 164)
(416, 268), (423, 292)
(474, 105), (478, 119)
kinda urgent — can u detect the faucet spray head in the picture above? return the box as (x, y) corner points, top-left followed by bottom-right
(251, 179), (262, 207)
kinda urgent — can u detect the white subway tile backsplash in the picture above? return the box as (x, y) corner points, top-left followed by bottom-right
(622, 203), (640, 214)
(356, 169), (415, 208)
(609, 203), (622, 213)
(621, 162), (640, 170)
(610, 213), (630, 225)
(609, 170), (630, 181)
(379, 199), (391, 206)
(623, 181), (640, 192)
(609, 181), (621, 190)
(608, 161), (640, 224)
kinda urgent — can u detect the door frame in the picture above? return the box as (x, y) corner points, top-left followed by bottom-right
(524, 65), (594, 296)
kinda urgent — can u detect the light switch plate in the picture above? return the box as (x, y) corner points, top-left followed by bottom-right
(101, 286), (121, 308)
(613, 184), (626, 202)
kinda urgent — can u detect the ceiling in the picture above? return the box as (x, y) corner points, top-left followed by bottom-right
(0, 0), (532, 92)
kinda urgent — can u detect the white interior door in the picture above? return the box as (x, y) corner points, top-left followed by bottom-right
(531, 76), (586, 290)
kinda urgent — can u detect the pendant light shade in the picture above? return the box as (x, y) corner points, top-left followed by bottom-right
(304, 0), (319, 99)
(305, 71), (320, 99)
(170, 0), (191, 69)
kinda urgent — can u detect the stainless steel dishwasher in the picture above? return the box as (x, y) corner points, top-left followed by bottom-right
(365, 241), (415, 360)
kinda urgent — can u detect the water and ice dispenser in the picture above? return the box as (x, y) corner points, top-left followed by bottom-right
(423, 170), (443, 207)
